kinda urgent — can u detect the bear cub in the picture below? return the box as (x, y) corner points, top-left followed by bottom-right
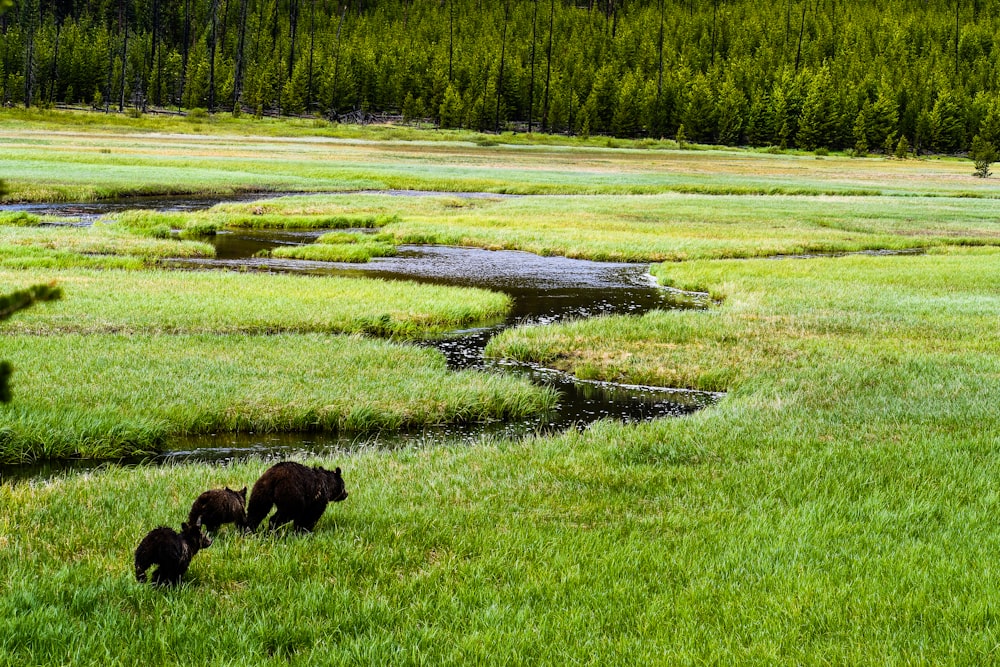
(246, 461), (348, 533)
(134, 519), (213, 586)
(188, 486), (248, 533)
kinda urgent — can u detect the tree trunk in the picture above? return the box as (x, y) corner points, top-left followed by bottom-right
(307, 0), (316, 112)
(180, 0), (191, 108)
(541, 0), (554, 132)
(528, 0), (538, 132)
(288, 0), (300, 81)
(233, 0), (249, 112)
(47, 19), (62, 104)
(657, 0), (664, 96)
(495, 0), (510, 133)
(794, 0), (807, 71)
(329, 3), (347, 116)
(209, 0), (219, 111)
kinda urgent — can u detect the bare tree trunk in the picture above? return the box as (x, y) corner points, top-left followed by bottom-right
(329, 3), (347, 116)
(288, 0), (300, 81)
(657, 0), (664, 96)
(209, 0), (219, 111)
(119, 27), (128, 112)
(494, 0), (510, 133)
(448, 0), (454, 82)
(47, 20), (62, 104)
(528, 0), (538, 132)
(711, 0), (718, 67)
(233, 0), (249, 112)
(955, 0), (961, 77)
(794, 0), (806, 71)
(23, 0), (39, 108)
(1, 14), (10, 106)
(179, 0), (191, 109)
(541, 0), (554, 132)
(307, 0), (316, 112)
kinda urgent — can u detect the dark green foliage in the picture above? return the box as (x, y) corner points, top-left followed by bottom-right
(3, 1), (1000, 152)
(0, 282), (62, 403)
(970, 134), (998, 178)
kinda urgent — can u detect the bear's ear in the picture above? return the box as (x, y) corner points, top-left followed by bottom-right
(181, 522), (190, 531)
(334, 467), (342, 476)
(239, 486), (247, 497)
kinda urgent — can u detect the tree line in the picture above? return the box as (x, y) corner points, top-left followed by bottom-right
(4, 0), (1000, 153)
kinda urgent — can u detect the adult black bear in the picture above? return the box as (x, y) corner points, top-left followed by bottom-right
(188, 486), (248, 533)
(134, 519), (213, 586)
(246, 462), (348, 533)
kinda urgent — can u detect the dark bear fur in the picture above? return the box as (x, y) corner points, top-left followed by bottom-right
(188, 486), (248, 533)
(246, 461), (348, 533)
(134, 519), (213, 586)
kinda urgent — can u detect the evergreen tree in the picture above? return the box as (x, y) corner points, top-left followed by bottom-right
(797, 67), (841, 150)
(929, 89), (966, 153)
(611, 70), (643, 137)
(715, 78), (747, 146)
(970, 134), (997, 178)
(439, 84), (463, 129)
(681, 74), (716, 144)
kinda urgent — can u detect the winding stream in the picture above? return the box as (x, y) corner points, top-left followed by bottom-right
(1, 194), (721, 481)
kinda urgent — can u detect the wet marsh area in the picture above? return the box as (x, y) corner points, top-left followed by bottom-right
(1, 193), (720, 479)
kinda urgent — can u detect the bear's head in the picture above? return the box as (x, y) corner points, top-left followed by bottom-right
(225, 486), (248, 505)
(181, 518), (213, 551)
(316, 466), (348, 502)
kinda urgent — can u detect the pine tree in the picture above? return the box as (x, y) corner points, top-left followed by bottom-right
(681, 74), (716, 144)
(930, 90), (966, 153)
(611, 71), (643, 137)
(439, 84), (464, 129)
(716, 78), (747, 146)
(797, 67), (841, 150)
(970, 134), (998, 178)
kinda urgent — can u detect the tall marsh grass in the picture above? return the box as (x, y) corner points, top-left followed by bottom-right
(0, 267), (510, 336)
(0, 333), (555, 461)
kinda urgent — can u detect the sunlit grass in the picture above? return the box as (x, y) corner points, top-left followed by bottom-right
(0, 333), (555, 461)
(7, 108), (1000, 662)
(4, 108), (1000, 203)
(0, 224), (215, 263)
(0, 267), (510, 336)
(265, 241), (397, 263)
(205, 191), (1000, 262)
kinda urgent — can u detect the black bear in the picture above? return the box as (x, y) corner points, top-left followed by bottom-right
(187, 486), (248, 533)
(134, 519), (213, 586)
(246, 461), (348, 533)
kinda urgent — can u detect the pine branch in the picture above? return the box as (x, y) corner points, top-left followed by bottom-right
(0, 283), (62, 322)
(1, 282), (62, 403)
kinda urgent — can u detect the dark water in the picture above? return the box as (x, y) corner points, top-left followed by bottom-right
(1, 199), (720, 481)
(0, 191), (290, 222)
(0, 189), (515, 222)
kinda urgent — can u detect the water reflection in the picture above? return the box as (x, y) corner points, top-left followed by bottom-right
(2, 197), (722, 481)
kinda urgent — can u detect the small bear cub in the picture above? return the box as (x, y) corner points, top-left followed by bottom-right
(134, 518), (213, 586)
(188, 486), (248, 533)
(246, 461), (348, 533)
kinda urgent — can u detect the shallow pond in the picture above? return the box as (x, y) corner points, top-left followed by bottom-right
(1, 195), (720, 481)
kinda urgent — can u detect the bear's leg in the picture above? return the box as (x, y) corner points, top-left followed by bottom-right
(245, 497), (273, 532)
(268, 509), (293, 532)
(293, 505), (326, 533)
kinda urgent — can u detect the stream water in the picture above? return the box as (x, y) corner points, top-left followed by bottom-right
(1, 194), (721, 481)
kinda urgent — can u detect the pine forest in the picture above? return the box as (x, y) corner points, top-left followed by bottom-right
(4, 0), (1000, 153)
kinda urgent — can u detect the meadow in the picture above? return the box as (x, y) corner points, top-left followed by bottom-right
(3, 110), (1000, 664)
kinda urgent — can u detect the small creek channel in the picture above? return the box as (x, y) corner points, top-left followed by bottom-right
(2, 193), (721, 481)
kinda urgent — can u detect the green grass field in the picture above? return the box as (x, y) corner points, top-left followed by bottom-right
(4, 111), (1000, 664)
